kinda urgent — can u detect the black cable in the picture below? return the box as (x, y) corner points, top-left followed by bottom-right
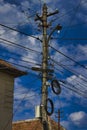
(0, 47), (41, 66)
(51, 0), (87, 23)
(61, 80), (87, 94)
(54, 66), (64, 74)
(50, 58), (87, 83)
(64, 22), (87, 28)
(2, 59), (31, 71)
(0, 54), (41, 67)
(68, 76), (87, 90)
(56, 65), (87, 90)
(39, 0), (42, 13)
(0, 37), (41, 54)
(49, 45), (87, 70)
(60, 0), (85, 39)
(60, 81), (87, 98)
(51, 37), (87, 40)
(51, 7), (77, 23)
(0, 23), (41, 41)
(3, 76), (41, 130)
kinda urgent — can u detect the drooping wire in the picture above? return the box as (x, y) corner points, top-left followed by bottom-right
(50, 58), (87, 83)
(49, 45), (87, 70)
(54, 64), (87, 93)
(60, 0), (86, 39)
(2, 76), (41, 130)
(0, 37), (41, 54)
(60, 80), (87, 98)
(0, 45), (41, 66)
(0, 23), (41, 41)
(51, 0), (87, 24)
(0, 54), (41, 67)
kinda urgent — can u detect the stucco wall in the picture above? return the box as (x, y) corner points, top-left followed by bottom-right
(0, 71), (14, 130)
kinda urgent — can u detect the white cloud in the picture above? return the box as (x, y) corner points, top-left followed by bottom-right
(69, 111), (87, 126)
(69, 111), (85, 121)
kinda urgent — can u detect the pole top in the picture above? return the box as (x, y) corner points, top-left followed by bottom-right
(43, 3), (47, 9)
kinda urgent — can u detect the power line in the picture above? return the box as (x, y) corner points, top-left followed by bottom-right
(0, 54), (41, 67)
(51, 37), (87, 40)
(49, 45), (87, 70)
(50, 58), (87, 83)
(68, 76), (87, 90)
(51, 7), (77, 23)
(60, 0), (85, 39)
(61, 80), (87, 94)
(60, 81), (87, 98)
(0, 23), (41, 41)
(0, 37), (41, 54)
(64, 22), (87, 28)
(1, 59), (32, 71)
(3, 76), (41, 130)
(0, 46), (41, 66)
(51, 0), (87, 23)
(54, 63), (87, 91)
(58, 66), (87, 90)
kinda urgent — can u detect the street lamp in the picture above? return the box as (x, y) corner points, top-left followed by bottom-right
(47, 24), (62, 42)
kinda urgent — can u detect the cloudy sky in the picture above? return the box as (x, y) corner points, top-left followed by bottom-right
(0, 0), (87, 130)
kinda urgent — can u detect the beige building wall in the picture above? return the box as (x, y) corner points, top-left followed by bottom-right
(0, 71), (14, 130)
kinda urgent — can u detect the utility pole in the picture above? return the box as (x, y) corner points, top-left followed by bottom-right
(58, 109), (60, 130)
(34, 3), (62, 130)
(55, 109), (63, 130)
(41, 4), (48, 130)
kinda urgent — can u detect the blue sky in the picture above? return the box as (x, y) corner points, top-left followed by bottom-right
(0, 0), (87, 130)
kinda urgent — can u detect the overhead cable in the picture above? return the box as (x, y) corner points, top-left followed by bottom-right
(60, 81), (87, 98)
(0, 54), (41, 67)
(0, 47), (41, 65)
(0, 37), (41, 54)
(50, 58), (87, 83)
(49, 45), (87, 70)
(3, 76), (41, 130)
(0, 23), (41, 41)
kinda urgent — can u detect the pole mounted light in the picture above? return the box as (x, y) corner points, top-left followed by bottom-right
(47, 24), (62, 43)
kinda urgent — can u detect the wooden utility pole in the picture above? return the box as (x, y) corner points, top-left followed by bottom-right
(34, 3), (61, 130)
(55, 109), (63, 130)
(41, 3), (48, 130)
(58, 109), (60, 130)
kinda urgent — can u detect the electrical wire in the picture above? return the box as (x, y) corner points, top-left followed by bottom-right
(61, 80), (87, 94)
(60, 81), (87, 98)
(60, 0), (86, 39)
(0, 37), (41, 54)
(51, 37), (87, 40)
(61, 82), (86, 98)
(50, 58), (87, 83)
(0, 54), (41, 67)
(56, 66), (87, 92)
(54, 66), (64, 74)
(38, 0), (42, 13)
(64, 22), (87, 28)
(51, 7), (77, 23)
(0, 47), (41, 67)
(0, 23), (41, 41)
(67, 76), (87, 90)
(2, 76), (41, 130)
(1, 59), (31, 71)
(50, 0), (87, 23)
(49, 45), (87, 70)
